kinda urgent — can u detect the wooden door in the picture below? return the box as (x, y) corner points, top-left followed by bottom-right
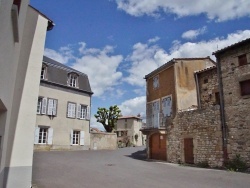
(150, 134), (167, 161)
(184, 138), (194, 164)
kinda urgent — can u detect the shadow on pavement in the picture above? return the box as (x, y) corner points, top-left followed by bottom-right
(125, 148), (147, 161)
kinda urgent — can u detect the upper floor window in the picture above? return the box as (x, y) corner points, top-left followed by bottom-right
(67, 102), (76, 118)
(41, 65), (47, 80)
(37, 97), (57, 116)
(68, 73), (78, 87)
(77, 104), (87, 119)
(240, 80), (250, 96)
(238, 54), (248, 66)
(153, 75), (159, 89)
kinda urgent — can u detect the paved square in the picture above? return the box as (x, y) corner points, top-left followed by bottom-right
(32, 147), (250, 188)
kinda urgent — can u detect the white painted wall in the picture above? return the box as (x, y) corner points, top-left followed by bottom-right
(36, 85), (91, 150)
(0, 1), (51, 187)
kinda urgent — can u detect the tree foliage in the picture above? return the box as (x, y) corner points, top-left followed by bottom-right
(94, 105), (121, 132)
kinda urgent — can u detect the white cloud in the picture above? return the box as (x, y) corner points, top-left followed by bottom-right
(118, 96), (146, 119)
(124, 30), (250, 87)
(182, 26), (207, 40)
(115, 0), (250, 21)
(44, 43), (123, 97)
(124, 40), (169, 86)
(44, 47), (73, 64)
(148, 36), (160, 43)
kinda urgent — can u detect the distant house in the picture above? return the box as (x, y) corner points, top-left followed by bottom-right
(0, 1), (54, 187)
(35, 56), (93, 150)
(115, 116), (145, 147)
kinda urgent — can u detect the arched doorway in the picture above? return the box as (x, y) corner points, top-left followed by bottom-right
(150, 133), (167, 161)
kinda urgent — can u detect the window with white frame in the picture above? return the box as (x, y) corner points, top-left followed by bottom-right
(77, 104), (87, 119)
(67, 102), (76, 118)
(68, 73), (78, 87)
(47, 98), (57, 116)
(37, 97), (48, 115)
(41, 65), (47, 80)
(34, 127), (53, 145)
(71, 130), (84, 145)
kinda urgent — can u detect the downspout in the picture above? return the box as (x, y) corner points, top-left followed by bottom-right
(216, 57), (228, 163)
(194, 72), (201, 109)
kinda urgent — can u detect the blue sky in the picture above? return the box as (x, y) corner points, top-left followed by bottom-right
(30, 0), (250, 130)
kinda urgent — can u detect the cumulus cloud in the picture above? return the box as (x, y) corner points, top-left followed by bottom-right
(44, 47), (74, 64)
(124, 40), (169, 86)
(118, 96), (146, 119)
(44, 43), (123, 97)
(124, 30), (250, 87)
(115, 0), (250, 21)
(182, 26), (207, 40)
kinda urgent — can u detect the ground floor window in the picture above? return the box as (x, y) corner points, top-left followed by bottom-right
(39, 128), (48, 144)
(34, 127), (53, 145)
(72, 131), (80, 145)
(71, 130), (85, 145)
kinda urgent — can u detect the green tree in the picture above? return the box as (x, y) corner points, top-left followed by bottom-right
(94, 105), (121, 132)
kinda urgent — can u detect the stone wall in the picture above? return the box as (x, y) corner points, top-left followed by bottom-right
(218, 42), (250, 165)
(168, 106), (224, 167)
(90, 132), (117, 150)
(197, 67), (219, 108)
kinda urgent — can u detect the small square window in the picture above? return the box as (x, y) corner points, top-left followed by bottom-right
(240, 80), (250, 96)
(238, 54), (248, 66)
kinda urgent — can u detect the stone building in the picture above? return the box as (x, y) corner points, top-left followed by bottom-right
(213, 38), (250, 165)
(0, 1), (54, 187)
(35, 56), (93, 150)
(115, 116), (145, 147)
(141, 57), (215, 161)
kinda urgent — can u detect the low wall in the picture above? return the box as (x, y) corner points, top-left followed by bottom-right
(168, 105), (224, 167)
(90, 132), (117, 150)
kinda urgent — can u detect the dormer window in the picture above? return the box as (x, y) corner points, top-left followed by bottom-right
(68, 73), (78, 88)
(41, 64), (47, 80)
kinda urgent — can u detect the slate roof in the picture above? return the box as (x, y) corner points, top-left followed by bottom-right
(213, 38), (250, 56)
(42, 56), (93, 95)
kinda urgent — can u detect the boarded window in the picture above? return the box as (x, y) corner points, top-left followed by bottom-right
(240, 80), (250, 96)
(238, 54), (247, 66)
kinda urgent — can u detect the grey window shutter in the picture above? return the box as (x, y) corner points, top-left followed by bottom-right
(86, 106), (90, 120)
(80, 131), (85, 145)
(72, 103), (76, 118)
(47, 99), (53, 115)
(67, 103), (71, 117)
(47, 128), (53, 145)
(70, 130), (73, 145)
(52, 100), (57, 116)
(77, 104), (81, 119)
(41, 98), (47, 114)
(34, 127), (40, 144)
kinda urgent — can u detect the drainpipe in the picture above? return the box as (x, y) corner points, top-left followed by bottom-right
(194, 72), (201, 109)
(216, 57), (228, 163)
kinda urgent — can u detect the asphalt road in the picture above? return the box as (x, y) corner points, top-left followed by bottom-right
(32, 146), (250, 188)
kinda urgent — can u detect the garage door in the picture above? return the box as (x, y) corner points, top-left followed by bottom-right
(150, 133), (167, 161)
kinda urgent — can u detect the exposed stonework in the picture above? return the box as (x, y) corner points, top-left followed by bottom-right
(215, 40), (250, 165)
(197, 67), (219, 108)
(167, 106), (224, 167)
